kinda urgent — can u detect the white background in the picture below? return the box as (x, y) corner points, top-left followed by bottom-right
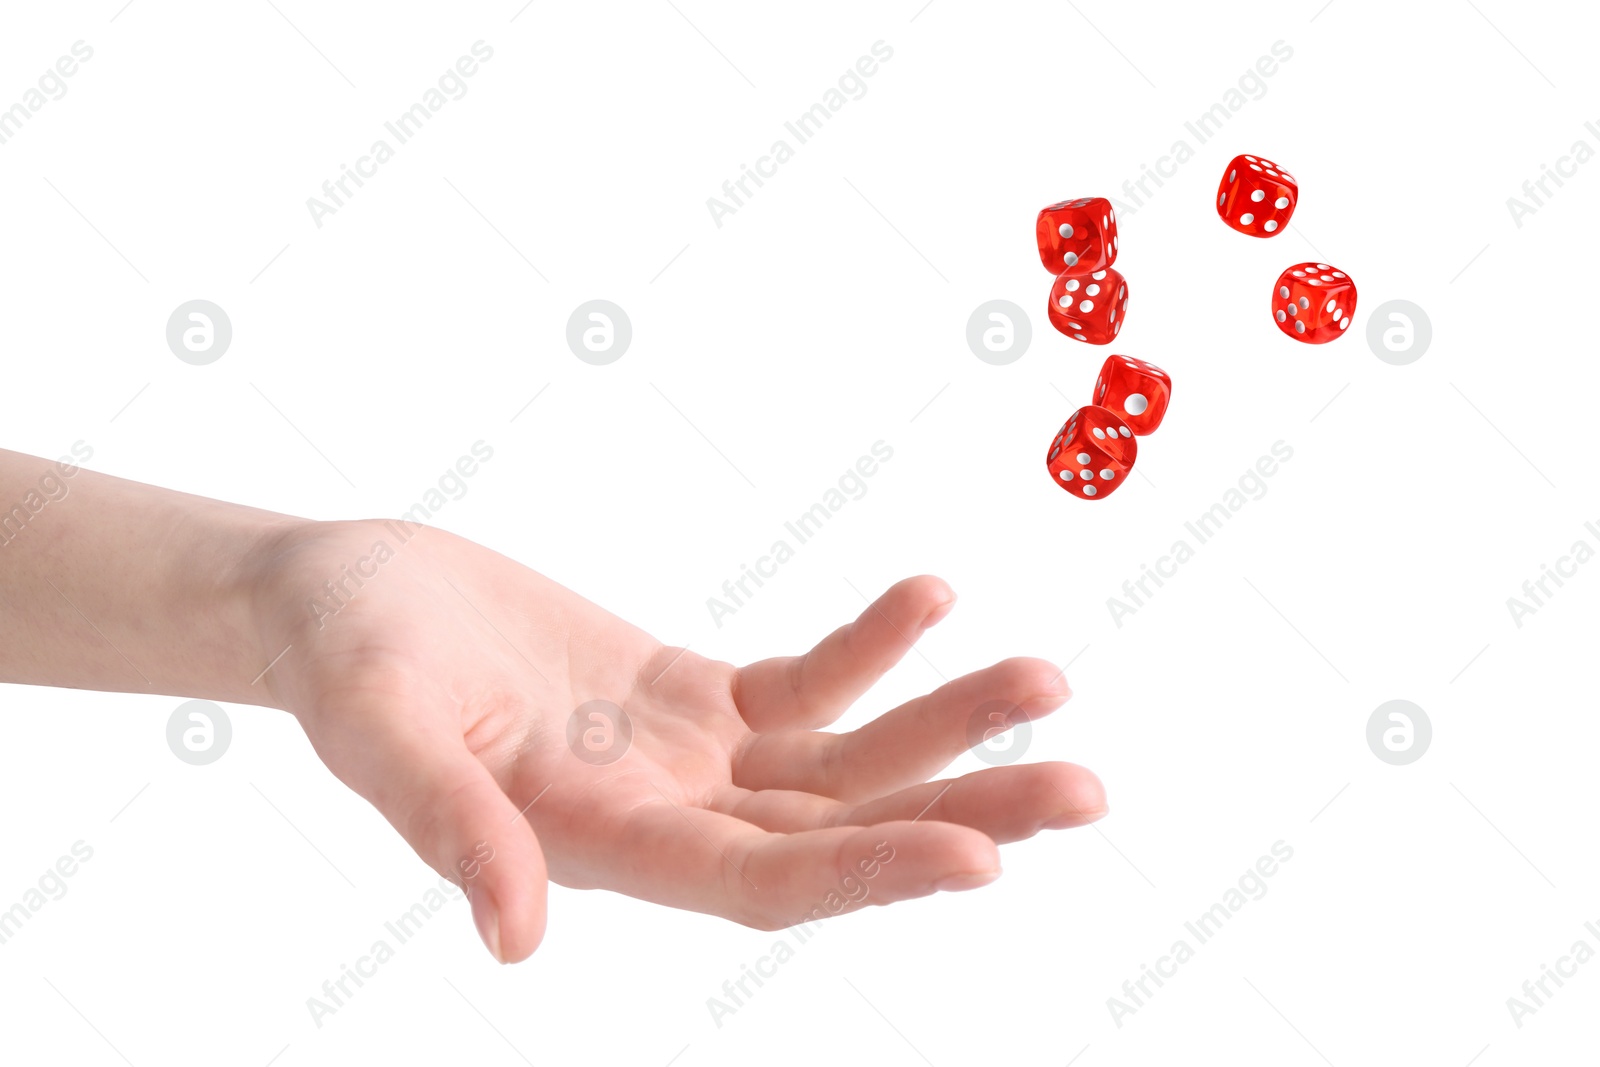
(1, 1), (1597, 1063)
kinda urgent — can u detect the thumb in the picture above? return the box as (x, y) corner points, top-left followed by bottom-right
(317, 719), (550, 963)
(397, 751), (550, 963)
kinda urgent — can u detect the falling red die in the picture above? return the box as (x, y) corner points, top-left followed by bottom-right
(1046, 406), (1137, 499)
(1047, 266), (1128, 345)
(1036, 196), (1118, 274)
(1092, 355), (1171, 435)
(1216, 154), (1298, 237)
(1273, 262), (1356, 343)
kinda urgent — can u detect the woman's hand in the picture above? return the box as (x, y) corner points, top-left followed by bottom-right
(248, 518), (1107, 962)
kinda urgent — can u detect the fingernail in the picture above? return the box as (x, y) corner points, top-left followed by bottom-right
(934, 869), (1000, 892)
(1043, 805), (1108, 829)
(1032, 676), (1073, 705)
(470, 886), (504, 963)
(923, 594), (957, 628)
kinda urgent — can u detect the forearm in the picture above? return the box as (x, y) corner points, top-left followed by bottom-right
(0, 447), (300, 707)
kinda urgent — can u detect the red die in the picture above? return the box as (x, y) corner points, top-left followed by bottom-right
(1046, 406), (1137, 500)
(1272, 262), (1356, 344)
(1036, 197), (1118, 274)
(1047, 266), (1128, 345)
(1093, 355), (1171, 435)
(1216, 154), (1297, 237)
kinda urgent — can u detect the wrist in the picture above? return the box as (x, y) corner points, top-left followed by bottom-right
(234, 516), (444, 716)
(178, 506), (313, 709)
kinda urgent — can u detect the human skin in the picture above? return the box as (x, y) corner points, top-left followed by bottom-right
(0, 447), (1107, 962)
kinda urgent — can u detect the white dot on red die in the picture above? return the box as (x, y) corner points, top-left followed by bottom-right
(1264, 220), (1278, 231)
(1275, 196), (1289, 208)
(1074, 333), (1087, 341)
(1068, 321), (1081, 329)
(1118, 426), (1131, 438)
(1293, 270), (1306, 277)
(1308, 279), (1321, 285)
(1064, 251), (1079, 267)
(1316, 263), (1331, 269)
(1249, 164), (1262, 172)
(1112, 236), (1118, 251)
(1058, 295), (1071, 308)
(1320, 274), (1333, 282)
(1118, 285), (1125, 298)
(1295, 320), (1306, 333)
(1077, 452), (1091, 464)
(1100, 469), (1115, 480)
(1279, 286), (1290, 299)
(1092, 428), (1106, 439)
(1066, 279), (1080, 292)
(1326, 299), (1337, 313)
(1340, 317), (1351, 329)
(1332, 271), (1345, 278)
(1109, 308), (1116, 323)
(1092, 270), (1107, 280)
(1298, 296), (1310, 309)
(1240, 213), (1254, 224)
(1124, 392), (1148, 415)
(1276, 309), (1286, 322)
(1219, 193), (1226, 205)
(1333, 306), (1342, 318)
(1287, 303), (1297, 316)
(1086, 283), (1101, 296)
(1059, 223), (1074, 238)
(1080, 300), (1094, 312)
(1083, 485), (1097, 496)
(1079, 469), (1093, 480)
(1245, 156), (1256, 162)
(1251, 190), (1265, 202)
(1102, 214), (1108, 228)
(1059, 471), (1073, 482)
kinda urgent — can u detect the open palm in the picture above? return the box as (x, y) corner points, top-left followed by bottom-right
(252, 519), (1106, 962)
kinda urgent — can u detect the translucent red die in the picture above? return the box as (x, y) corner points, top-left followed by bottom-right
(1272, 262), (1356, 343)
(1047, 266), (1128, 345)
(1093, 355), (1171, 435)
(1216, 154), (1297, 238)
(1036, 196), (1118, 274)
(1046, 406), (1137, 500)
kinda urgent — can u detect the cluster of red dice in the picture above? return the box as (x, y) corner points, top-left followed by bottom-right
(1214, 152), (1358, 343)
(1038, 154), (1357, 500)
(1044, 354), (1171, 498)
(1036, 196), (1170, 499)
